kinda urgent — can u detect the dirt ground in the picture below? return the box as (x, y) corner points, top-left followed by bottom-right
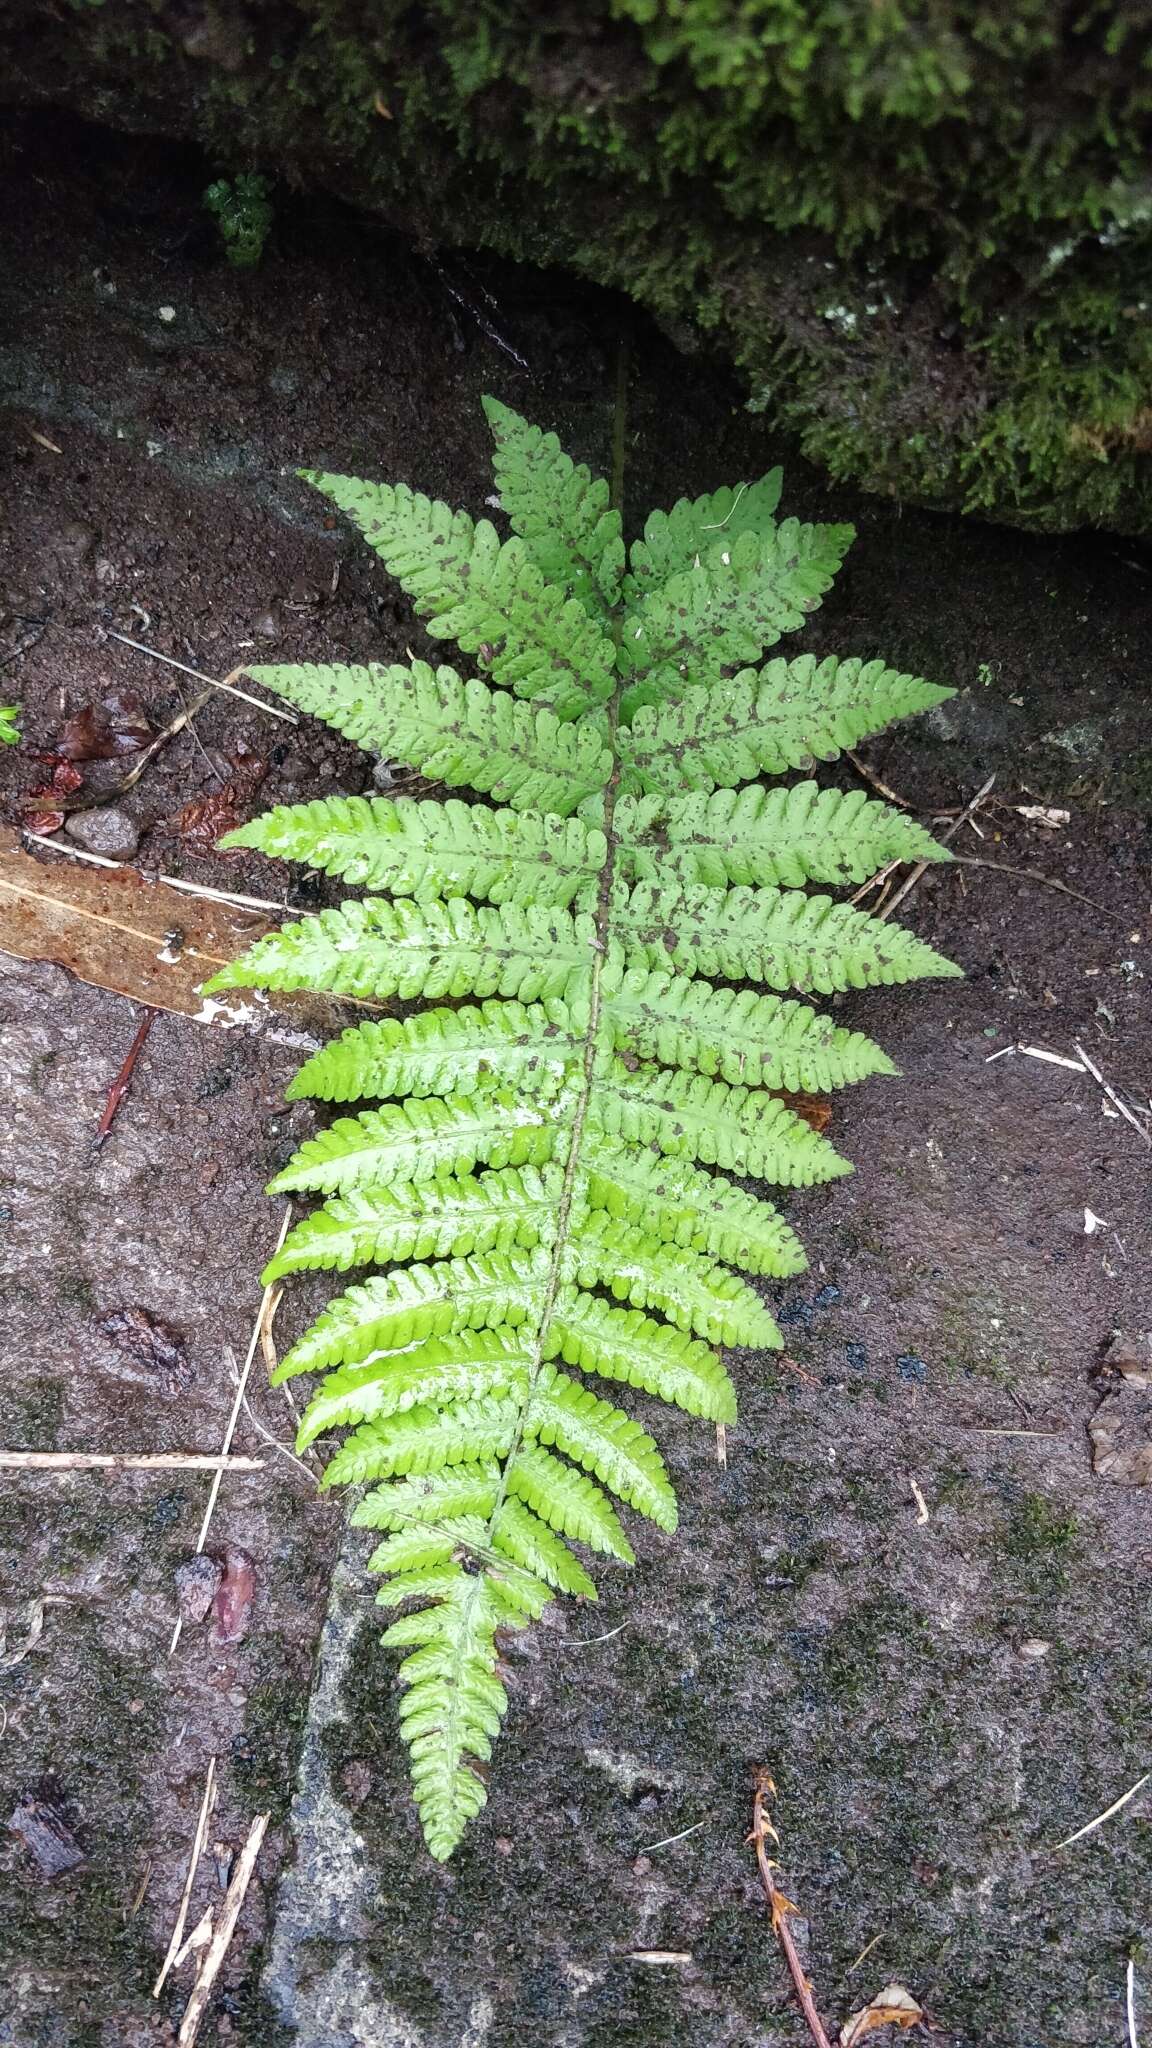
(1, 111), (1150, 2048)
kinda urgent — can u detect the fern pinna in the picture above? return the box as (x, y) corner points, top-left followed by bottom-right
(207, 398), (959, 1858)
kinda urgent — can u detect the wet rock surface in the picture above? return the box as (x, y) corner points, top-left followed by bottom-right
(0, 117), (1150, 2048)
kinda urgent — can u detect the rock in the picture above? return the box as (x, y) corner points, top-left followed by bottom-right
(5, 6), (1152, 532)
(64, 807), (140, 859)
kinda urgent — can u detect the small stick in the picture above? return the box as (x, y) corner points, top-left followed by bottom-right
(844, 750), (913, 810)
(638, 1818), (708, 1854)
(107, 635), (298, 723)
(1073, 1041), (1151, 1150)
(952, 854), (1122, 921)
(715, 1422), (728, 1467)
(627, 1951), (693, 1965)
(878, 773), (996, 922)
(849, 858), (900, 907)
(93, 1007), (157, 1150)
(846, 1929), (886, 1976)
(24, 833), (315, 919)
(908, 1478), (930, 1525)
(170, 1207), (293, 1655)
(749, 1769), (836, 2048)
(0, 1451), (263, 1471)
(176, 1811), (269, 2047)
(1018, 1046), (1086, 1072)
(154, 1758), (217, 1997)
(1049, 1769), (1150, 1852)
(1128, 1959), (1140, 2048)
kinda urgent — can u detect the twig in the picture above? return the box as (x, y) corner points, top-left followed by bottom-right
(225, 1340), (318, 1486)
(176, 1810), (269, 2047)
(749, 1769), (836, 2048)
(93, 1007), (157, 1150)
(627, 1950), (693, 1965)
(849, 858), (901, 907)
(844, 750), (913, 810)
(153, 1758), (217, 1996)
(169, 1207), (293, 1655)
(106, 636), (297, 723)
(24, 833), (315, 918)
(877, 772), (996, 922)
(1128, 1959), (1140, 2048)
(567, 1619), (631, 1650)
(1074, 1042), (1151, 1151)
(0, 1451), (263, 1471)
(846, 1929), (886, 1975)
(0, 621), (47, 670)
(1018, 1046), (1086, 1072)
(715, 1422), (728, 1466)
(1049, 1770), (1150, 1852)
(951, 855), (1122, 921)
(638, 1818), (708, 1854)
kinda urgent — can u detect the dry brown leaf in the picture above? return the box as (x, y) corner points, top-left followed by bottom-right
(779, 1090), (833, 1134)
(839, 1983), (927, 2045)
(1089, 1386), (1152, 1486)
(0, 825), (267, 1017)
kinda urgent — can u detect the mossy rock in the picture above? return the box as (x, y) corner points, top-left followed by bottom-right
(5, 1), (1152, 532)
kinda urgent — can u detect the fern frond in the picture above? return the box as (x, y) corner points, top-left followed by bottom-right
(296, 1331), (531, 1450)
(242, 661), (611, 815)
(323, 1395), (522, 1486)
(589, 1059), (850, 1184)
(351, 1465), (501, 1532)
(610, 882), (961, 991)
(549, 1288), (738, 1421)
(603, 966), (894, 1091)
(300, 473), (615, 718)
(489, 1495), (598, 1598)
(618, 519), (853, 717)
(623, 471), (783, 595)
(265, 1166), (562, 1276)
(267, 1093), (558, 1196)
(580, 1133), (808, 1277)
(505, 1444), (634, 1561)
(621, 654), (954, 793)
(618, 783), (950, 888)
(223, 796), (603, 906)
(568, 1214), (783, 1349)
(206, 897), (595, 1004)
(483, 395), (624, 608)
(275, 1254), (551, 1378)
(287, 1003), (584, 1104)
(526, 1367), (678, 1530)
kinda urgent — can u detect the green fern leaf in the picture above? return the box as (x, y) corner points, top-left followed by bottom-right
(621, 654), (954, 793)
(217, 398), (965, 1859)
(223, 796), (603, 906)
(618, 519), (853, 717)
(287, 1004), (584, 1104)
(267, 1093), (558, 1197)
(483, 395), (624, 607)
(609, 882), (961, 991)
(265, 1167), (562, 1276)
(624, 471), (783, 595)
(618, 782), (950, 888)
(242, 661), (611, 815)
(300, 472), (615, 718)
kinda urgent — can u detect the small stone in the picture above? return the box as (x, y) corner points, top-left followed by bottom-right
(372, 758), (397, 791)
(897, 1353), (928, 1383)
(844, 1341), (869, 1371)
(812, 1283), (841, 1309)
(777, 1296), (813, 1329)
(94, 556), (118, 586)
(158, 305), (176, 323)
(64, 807), (139, 860)
(1018, 1638), (1051, 1660)
(253, 608), (281, 639)
(175, 1554), (224, 1624)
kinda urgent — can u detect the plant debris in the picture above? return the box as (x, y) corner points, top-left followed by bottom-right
(749, 1768), (835, 2048)
(175, 1555), (225, 1625)
(164, 747), (267, 854)
(97, 1304), (194, 1392)
(839, 1983), (932, 2044)
(1097, 1331), (1152, 1390)
(56, 689), (155, 761)
(24, 755), (84, 833)
(210, 1545), (256, 1645)
(1089, 1384), (1152, 1486)
(8, 1775), (86, 1879)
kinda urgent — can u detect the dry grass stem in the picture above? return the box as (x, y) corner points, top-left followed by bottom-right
(107, 634), (298, 723)
(1128, 1959), (1140, 2048)
(951, 854), (1121, 920)
(844, 750), (913, 809)
(1073, 1041), (1152, 1150)
(0, 1450), (263, 1472)
(637, 1819), (708, 1854)
(153, 1758), (217, 1997)
(878, 772), (996, 922)
(24, 833), (314, 919)
(176, 1811), (269, 2046)
(1050, 1770), (1151, 1851)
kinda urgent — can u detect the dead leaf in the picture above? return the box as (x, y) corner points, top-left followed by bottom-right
(779, 1090), (833, 1134)
(839, 1983), (929, 2044)
(1089, 1385), (1152, 1485)
(57, 691), (155, 762)
(97, 1305), (194, 1392)
(210, 1545), (256, 1645)
(1097, 1331), (1152, 1391)
(8, 1776), (86, 1879)
(23, 756), (85, 833)
(1015, 804), (1070, 829)
(0, 824), (271, 1020)
(175, 1555), (224, 1624)
(164, 748), (268, 854)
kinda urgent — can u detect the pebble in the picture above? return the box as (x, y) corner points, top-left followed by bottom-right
(64, 807), (139, 860)
(253, 607), (281, 639)
(812, 1283), (841, 1309)
(373, 758), (397, 791)
(844, 1341), (869, 1371)
(1018, 1638), (1051, 1661)
(776, 1296), (813, 1329)
(897, 1353), (929, 1383)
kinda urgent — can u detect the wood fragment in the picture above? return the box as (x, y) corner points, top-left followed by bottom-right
(93, 1007), (157, 1150)
(749, 1769), (836, 2048)
(176, 1811), (269, 2046)
(844, 751), (913, 810)
(908, 1478), (930, 1525)
(1017, 1045), (1085, 1072)
(0, 1451), (263, 1472)
(1127, 1959), (1139, 2048)
(1073, 1041), (1151, 1151)
(1049, 1770), (1151, 1852)
(154, 1758), (217, 1997)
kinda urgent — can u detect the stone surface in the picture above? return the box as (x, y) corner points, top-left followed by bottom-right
(2, 8), (1152, 533)
(63, 805), (140, 859)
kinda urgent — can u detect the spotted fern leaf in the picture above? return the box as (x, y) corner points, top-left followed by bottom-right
(209, 396), (961, 1859)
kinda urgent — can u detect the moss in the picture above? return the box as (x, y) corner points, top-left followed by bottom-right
(8, 1374), (64, 1449)
(232, 1670), (312, 1824)
(6, 1), (1152, 530)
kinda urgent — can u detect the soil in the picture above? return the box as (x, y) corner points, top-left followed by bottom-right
(0, 110), (1150, 2048)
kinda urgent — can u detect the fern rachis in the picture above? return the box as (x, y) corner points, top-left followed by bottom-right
(210, 394), (960, 1858)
